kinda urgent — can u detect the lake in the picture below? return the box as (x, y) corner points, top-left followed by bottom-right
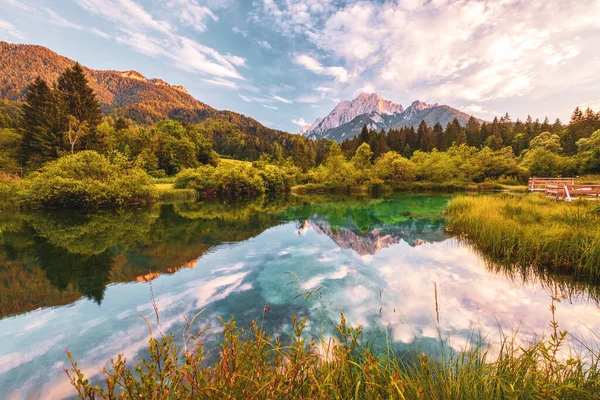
(1, 194), (599, 399)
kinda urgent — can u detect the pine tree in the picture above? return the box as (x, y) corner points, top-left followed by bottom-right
(432, 122), (444, 149)
(56, 63), (102, 150)
(465, 116), (481, 148)
(417, 120), (433, 152)
(19, 77), (66, 166)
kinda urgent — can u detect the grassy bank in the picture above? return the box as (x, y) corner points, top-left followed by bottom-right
(66, 312), (600, 399)
(154, 182), (198, 201)
(292, 181), (528, 195)
(445, 194), (600, 278)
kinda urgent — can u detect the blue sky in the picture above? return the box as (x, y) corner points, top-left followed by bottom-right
(1, 0), (600, 133)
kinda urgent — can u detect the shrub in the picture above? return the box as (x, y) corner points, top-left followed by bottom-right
(25, 151), (156, 208)
(373, 151), (417, 183)
(212, 164), (265, 196)
(257, 164), (290, 192)
(174, 165), (216, 190)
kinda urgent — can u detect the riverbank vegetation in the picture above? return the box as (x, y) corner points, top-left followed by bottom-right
(1, 64), (600, 208)
(446, 194), (600, 279)
(66, 310), (600, 399)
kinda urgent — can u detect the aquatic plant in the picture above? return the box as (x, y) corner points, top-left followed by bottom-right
(445, 194), (600, 279)
(65, 301), (600, 399)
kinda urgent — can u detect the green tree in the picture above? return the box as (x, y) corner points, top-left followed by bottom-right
(56, 63), (102, 150)
(529, 132), (563, 154)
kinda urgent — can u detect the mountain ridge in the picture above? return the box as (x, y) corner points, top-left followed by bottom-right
(0, 41), (217, 123)
(304, 93), (478, 142)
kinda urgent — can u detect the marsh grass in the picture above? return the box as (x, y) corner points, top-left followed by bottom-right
(65, 299), (600, 399)
(446, 194), (600, 279)
(154, 183), (198, 201)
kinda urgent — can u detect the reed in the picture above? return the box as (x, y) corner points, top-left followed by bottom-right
(445, 194), (600, 279)
(66, 307), (600, 399)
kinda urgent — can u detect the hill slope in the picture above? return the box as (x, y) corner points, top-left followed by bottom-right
(0, 41), (216, 124)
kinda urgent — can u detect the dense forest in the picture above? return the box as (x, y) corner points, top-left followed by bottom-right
(1, 62), (599, 208)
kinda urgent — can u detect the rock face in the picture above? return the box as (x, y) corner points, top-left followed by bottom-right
(304, 92), (476, 142)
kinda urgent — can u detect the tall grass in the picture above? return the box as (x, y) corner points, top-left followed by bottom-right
(445, 194), (600, 279)
(66, 303), (600, 399)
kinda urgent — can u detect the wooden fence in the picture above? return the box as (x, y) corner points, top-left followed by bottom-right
(528, 177), (576, 192)
(545, 184), (600, 201)
(529, 178), (600, 201)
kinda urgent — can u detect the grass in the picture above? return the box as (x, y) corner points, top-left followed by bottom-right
(154, 182), (198, 201)
(445, 193), (600, 279)
(65, 303), (600, 399)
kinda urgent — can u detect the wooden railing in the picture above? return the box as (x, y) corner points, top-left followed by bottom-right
(545, 184), (600, 201)
(528, 177), (576, 192)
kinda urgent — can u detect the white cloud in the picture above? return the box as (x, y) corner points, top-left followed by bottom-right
(0, 19), (24, 39)
(315, 86), (332, 93)
(79, 0), (172, 34)
(292, 118), (307, 126)
(202, 77), (238, 89)
(262, 104), (278, 110)
(270, 95), (292, 104)
(76, 0), (246, 81)
(258, 40), (272, 50)
(580, 100), (600, 112)
(239, 94), (251, 102)
(164, 0), (218, 32)
(295, 54), (349, 83)
(259, 0), (600, 104)
(460, 104), (500, 119)
(231, 26), (247, 36)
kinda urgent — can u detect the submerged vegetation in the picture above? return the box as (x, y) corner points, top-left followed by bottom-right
(66, 308), (600, 399)
(446, 194), (600, 279)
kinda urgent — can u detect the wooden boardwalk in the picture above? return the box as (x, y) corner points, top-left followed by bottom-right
(528, 178), (600, 201)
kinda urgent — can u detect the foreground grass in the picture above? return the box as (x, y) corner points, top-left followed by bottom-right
(446, 194), (600, 279)
(66, 310), (600, 399)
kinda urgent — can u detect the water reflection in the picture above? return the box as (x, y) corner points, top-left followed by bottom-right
(0, 194), (599, 399)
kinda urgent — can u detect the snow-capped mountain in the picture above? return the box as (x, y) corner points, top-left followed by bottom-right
(304, 93), (475, 142)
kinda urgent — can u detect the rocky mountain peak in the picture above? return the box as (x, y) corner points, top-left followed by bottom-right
(306, 92), (403, 136)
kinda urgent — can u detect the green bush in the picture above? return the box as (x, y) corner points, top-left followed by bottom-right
(25, 151), (156, 208)
(373, 151), (417, 183)
(257, 164), (290, 192)
(173, 165), (216, 190)
(212, 164), (266, 197)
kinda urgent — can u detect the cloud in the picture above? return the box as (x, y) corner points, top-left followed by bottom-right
(258, 0), (600, 103)
(270, 95), (292, 104)
(579, 100), (600, 111)
(164, 0), (218, 32)
(292, 118), (307, 126)
(78, 0), (172, 34)
(0, 19), (24, 39)
(231, 26), (247, 36)
(315, 86), (332, 94)
(239, 94), (251, 102)
(262, 104), (278, 110)
(258, 40), (272, 50)
(460, 104), (500, 119)
(43, 7), (110, 39)
(202, 77), (238, 89)
(295, 54), (349, 83)
(75, 0), (246, 80)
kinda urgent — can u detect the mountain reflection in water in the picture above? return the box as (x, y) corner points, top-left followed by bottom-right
(1, 194), (600, 400)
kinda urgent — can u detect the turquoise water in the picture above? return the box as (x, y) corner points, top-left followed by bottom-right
(0, 195), (599, 399)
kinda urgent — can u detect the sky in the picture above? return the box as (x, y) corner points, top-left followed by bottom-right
(1, 0), (600, 133)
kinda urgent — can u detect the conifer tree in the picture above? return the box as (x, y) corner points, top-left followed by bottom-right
(417, 120), (433, 152)
(56, 63), (102, 150)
